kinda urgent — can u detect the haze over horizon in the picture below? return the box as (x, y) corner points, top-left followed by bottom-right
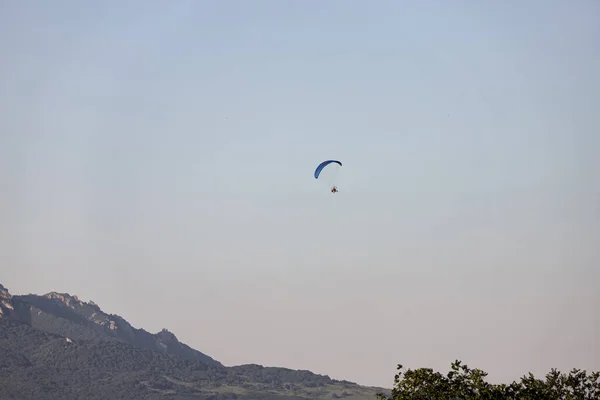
(1, 0), (599, 389)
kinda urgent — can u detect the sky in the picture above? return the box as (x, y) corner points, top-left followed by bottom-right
(1, 0), (599, 389)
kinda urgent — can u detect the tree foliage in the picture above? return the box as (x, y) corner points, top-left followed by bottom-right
(377, 360), (600, 400)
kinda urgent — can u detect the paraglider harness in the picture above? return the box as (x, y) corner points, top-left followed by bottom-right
(331, 186), (338, 193)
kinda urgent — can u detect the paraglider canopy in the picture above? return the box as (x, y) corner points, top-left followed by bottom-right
(314, 159), (342, 193)
(314, 160), (342, 179)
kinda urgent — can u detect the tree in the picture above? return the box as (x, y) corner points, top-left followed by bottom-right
(377, 360), (600, 400)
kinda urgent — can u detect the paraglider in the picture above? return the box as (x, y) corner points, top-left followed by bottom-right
(314, 160), (342, 193)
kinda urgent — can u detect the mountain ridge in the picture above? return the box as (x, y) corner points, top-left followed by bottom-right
(0, 283), (389, 400)
(5, 285), (222, 367)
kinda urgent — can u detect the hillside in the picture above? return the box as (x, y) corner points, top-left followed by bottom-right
(0, 283), (389, 400)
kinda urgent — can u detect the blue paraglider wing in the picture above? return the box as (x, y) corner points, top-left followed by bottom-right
(314, 160), (342, 179)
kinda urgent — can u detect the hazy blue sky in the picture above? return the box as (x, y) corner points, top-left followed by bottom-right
(1, 0), (599, 388)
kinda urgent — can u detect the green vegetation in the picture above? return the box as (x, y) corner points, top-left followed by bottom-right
(377, 360), (600, 400)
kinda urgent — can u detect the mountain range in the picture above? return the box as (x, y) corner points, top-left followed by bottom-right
(0, 283), (389, 400)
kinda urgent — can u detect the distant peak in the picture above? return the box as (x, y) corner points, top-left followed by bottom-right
(1, 284), (12, 302)
(157, 328), (178, 342)
(44, 291), (99, 311)
(45, 292), (79, 306)
(45, 291), (79, 301)
(0, 284), (14, 319)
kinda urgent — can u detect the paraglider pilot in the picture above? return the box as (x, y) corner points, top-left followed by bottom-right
(331, 186), (338, 193)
